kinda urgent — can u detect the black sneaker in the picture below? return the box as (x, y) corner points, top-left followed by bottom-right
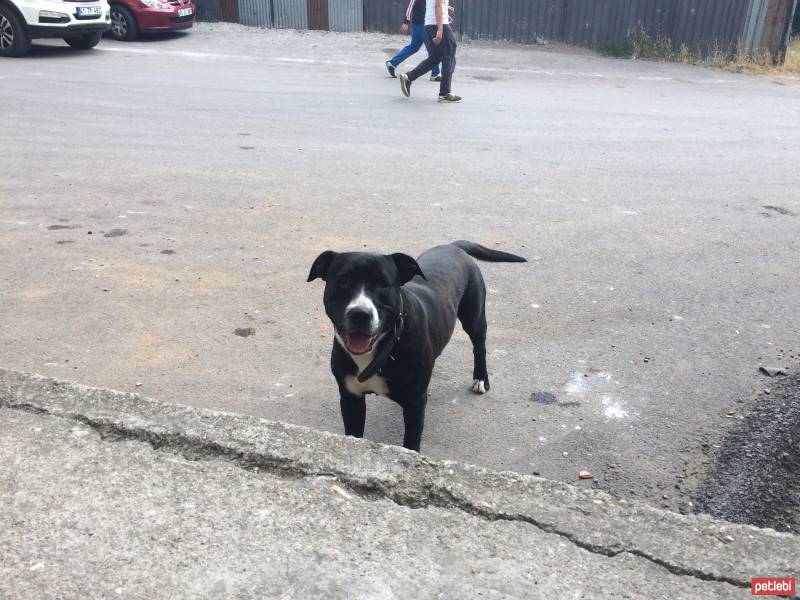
(399, 73), (412, 97)
(430, 75), (442, 82)
(386, 61), (396, 78)
(438, 93), (462, 103)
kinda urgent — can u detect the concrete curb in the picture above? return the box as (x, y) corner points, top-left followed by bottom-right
(1, 367), (798, 590)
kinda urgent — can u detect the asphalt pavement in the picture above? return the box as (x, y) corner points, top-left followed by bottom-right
(697, 371), (800, 534)
(1, 23), (799, 514)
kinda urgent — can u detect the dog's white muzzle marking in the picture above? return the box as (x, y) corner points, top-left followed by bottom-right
(346, 287), (380, 333)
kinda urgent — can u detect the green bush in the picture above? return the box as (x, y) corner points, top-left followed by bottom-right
(603, 39), (631, 58)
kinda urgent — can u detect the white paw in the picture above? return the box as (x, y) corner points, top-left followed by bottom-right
(472, 379), (486, 394)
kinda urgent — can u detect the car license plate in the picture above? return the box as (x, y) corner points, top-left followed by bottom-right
(178, 7), (192, 16)
(76, 6), (101, 16)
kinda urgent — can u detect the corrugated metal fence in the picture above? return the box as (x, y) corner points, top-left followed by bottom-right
(328, 0), (363, 32)
(195, 0), (797, 61)
(239, 0), (272, 27)
(363, 0), (406, 32)
(274, 0), (307, 29)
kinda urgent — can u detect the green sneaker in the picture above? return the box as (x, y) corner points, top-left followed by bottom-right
(438, 93), (462, 103)
(399, 73), (411, 98)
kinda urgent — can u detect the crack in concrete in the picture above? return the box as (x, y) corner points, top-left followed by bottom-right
(6, 402), (749, 590)
(417, 488), (751, 590)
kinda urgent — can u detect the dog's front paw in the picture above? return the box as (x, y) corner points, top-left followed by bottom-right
(471, 379), (487, 394)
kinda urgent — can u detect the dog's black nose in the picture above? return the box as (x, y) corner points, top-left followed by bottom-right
(346, 307), (374, 330)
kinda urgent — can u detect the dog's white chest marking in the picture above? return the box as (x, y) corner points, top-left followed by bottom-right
(345, 374), (389, 396)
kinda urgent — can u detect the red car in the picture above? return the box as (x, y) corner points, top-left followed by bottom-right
(108, 0), (194, 40)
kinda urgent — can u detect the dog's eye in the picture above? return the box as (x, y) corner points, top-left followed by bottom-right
(337, 276), (350, 288)
(377, 277), (391, 288)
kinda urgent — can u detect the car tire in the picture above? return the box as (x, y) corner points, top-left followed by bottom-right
(0, 4), (32, 57)
(108, 5), (137, 41)
(64, 31), (102, 49)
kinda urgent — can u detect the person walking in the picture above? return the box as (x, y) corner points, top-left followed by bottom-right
(385, 0), (441, 81)
(398, 0), (461, 103)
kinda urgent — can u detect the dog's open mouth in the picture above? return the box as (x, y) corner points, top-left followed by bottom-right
(345, 332), (377, 355)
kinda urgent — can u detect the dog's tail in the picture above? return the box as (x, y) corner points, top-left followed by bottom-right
(452, 240), (527, 263)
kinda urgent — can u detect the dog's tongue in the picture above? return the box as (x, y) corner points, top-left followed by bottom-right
(346, 333), (372, 354)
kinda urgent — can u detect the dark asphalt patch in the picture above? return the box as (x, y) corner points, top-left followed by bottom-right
(695, 370), (800, 534)
(103, 229), (128, 238)
(234, 327), (255, 338)
(240, 146), (256, 150)
(530, 391), (557, 404)
(471, 74), (498, 82)
(47, 224), (81, 230)
(763, 205), (798, 216)
(160, 249), (176, 255)
(529, 392), (581, 408)
(56, 240), (75, 245)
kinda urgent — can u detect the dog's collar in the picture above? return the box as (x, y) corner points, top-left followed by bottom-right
(357, 291), (405, 383)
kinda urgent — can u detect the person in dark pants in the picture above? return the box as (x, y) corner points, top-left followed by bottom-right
(399, 0), (461, 103)
(385, 0), (441, 82)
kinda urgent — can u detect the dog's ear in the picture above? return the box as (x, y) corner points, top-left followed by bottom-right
(308, 251), (337, 282)
(390, 253), (427, 285)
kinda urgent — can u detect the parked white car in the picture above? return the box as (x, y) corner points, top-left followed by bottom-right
(1, 0), (110, 56)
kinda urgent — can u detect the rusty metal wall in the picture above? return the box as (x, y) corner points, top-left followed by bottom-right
(458, 0), (565, 44)
(328, 0), (362, 31)
(430, 0), (753, 51)
(363, 0), (406, 32)
(239, 0), (273, 27)
(274, 0), (308, 28)
(219, 0), (239, 22)
(794, 1), (800, 32)
(533, 0), (752, 53)
(741, 0), (797, 57)
(459, 0), (794, 58)
(195, 0), (221, 21)
(307, 0), (329, 29)
(198, 0), (798, 60)
(667, 0), (750, 53)
(590, 0), (675, 47)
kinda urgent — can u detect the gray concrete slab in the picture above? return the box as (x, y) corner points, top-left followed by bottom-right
(1, 24), (799, 514)
(1, 368), (798, 600)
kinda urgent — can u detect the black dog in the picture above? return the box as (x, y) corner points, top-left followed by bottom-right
(308, 241), (525, 451)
